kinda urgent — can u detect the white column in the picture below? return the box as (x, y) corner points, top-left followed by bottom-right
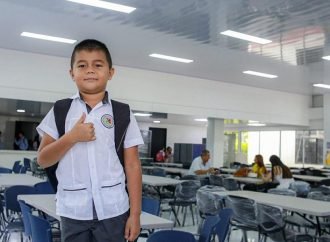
(206, 118), (225, 168)
(323, 93), (330, 166)
(323, 47), (330, 166)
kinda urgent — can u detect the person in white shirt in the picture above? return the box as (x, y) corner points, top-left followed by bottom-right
(188, 149), (217, 175)
(37, 39), (143, 242)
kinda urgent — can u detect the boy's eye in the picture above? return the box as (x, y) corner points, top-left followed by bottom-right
(95, 64), (103, 67)
(77, 64), (85, 68)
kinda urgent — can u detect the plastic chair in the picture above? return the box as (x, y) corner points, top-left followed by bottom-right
(169, 180), (201, 226)
(198, 215), (219, 242)
(28, 214), (53, 242)
(223, 178), (239, 191)
(308, 191), (330, 201)
(142, 196), (160, 216)
(268, 188), (297, 196)
(215, 208), (233, 242)
(0, 167), (12, 174)
(34, 181), (55, 194)
(4, 185), (37, 217)
(224, 195), (257, 242)
(209, 175), (223, 186)
(23, 158), (32, 171)
(197, 185), (225, 217)
(289, 181), (310, 198)
(12, 161), (22, 174)
(196, 186), (225, 234)
(151, 168), (166, 177)
(147, 230), (195, 242)
(256, 203), (314, 242)
(18, 200), (33, 241)
(20, 166), (27, 174)
(0, 198), (24, 242)
(181, 175), (199, 180)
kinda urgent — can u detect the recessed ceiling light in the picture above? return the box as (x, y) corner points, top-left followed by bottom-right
(17, 109), (25, 113)
(21, 32), (77, 44)
(194, 118), (208, 122)
(322, 56), (330, 61)
(134, 113), (152, 117)
(248, 123), (266, 127)
(248, 120), (259, 123)
(313, 84), (330, 89)
(149, 54), (193, 63)
(153, 120), (161, 123)
(66, 0), (136, 13)
(243, 70), (278, 79)
(220, 30), (272, 44)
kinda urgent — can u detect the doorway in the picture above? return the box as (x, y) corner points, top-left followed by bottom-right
(149, 127), (167, 161)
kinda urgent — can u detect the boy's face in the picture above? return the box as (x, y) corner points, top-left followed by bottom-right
(70, 50), (114, 95)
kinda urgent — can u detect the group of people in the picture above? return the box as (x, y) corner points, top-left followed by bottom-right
(187, 149), (294, 189)
(155, 146), (173, 163)
(251, 154), (294, 189)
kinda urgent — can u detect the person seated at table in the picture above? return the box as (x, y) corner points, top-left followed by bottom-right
(164, 146), (173, 163)
(250, 154), (267, 178)
(155, 148), (165, 162)
(188, 149), (218, 175)
(263, 155), (294, 189)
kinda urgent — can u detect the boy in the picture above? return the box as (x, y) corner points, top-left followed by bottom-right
(37, 39), (143, 242)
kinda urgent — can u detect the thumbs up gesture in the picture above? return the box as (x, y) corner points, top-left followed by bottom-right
(69, 113), (96, 143)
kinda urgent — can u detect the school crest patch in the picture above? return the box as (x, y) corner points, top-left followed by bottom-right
(101, 114), (114, 129)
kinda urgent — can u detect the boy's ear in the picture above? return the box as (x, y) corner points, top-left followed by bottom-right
(109, 68), (115, 79)
(69, 69), (74, 81)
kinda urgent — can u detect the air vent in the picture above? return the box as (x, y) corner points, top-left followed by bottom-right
(151, 112), (168, 119)
(296, 47), (324, 65)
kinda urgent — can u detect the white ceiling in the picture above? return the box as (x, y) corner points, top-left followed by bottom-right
(1, 0), (330, 96)
(1, 0), (330, 129)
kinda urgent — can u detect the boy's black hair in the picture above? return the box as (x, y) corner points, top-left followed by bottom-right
(70, 39), (112, 68)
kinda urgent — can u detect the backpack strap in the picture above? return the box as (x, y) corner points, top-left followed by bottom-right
(45, 98), (73, 192)
(111, 99), (130, 168)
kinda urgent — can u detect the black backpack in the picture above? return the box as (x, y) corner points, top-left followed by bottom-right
(45, 98), (130, 192)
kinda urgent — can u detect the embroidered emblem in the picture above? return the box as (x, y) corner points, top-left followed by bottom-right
(101, 114), (114, 129)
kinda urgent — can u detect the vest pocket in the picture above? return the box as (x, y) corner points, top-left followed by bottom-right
(100, 179), (124, 205)
(61, 184), (88, 208)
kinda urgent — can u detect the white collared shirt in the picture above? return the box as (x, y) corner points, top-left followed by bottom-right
(37, 92), (143, 220)
(188, 156), (211, 175)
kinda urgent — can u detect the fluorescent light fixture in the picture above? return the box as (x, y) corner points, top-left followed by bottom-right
(313, 84), (330, 89)
(248, 123), (266, 127)
(134, 113), (152, 117)
(16, 109), (25, 113)
(194, 118), (208, 122)
(21, 32), (76, 44)
(322, 56), (330, 61)
(149, 53), (193, 63)
(220, 30), (272, 44)
(153, 120), (161, 123)
(248, 120), (259, 123)
(243, 70), (278, 79)
(66, 0), (136, 13)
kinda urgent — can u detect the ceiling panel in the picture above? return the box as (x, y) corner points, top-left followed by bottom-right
(1, 0), (330, 95)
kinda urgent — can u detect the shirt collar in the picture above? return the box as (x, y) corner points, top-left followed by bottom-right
(71, 91), (110, 104)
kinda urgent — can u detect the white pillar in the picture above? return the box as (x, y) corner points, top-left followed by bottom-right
(206, 118), (225, 168)
(323, 93), (330, 166)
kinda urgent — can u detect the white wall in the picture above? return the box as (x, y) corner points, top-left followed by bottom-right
(0, 48), (310, 127)
(138, 122), (206, 149)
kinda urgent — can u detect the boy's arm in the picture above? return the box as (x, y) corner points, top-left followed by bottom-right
(38, 113), (95, 168)
(124, 145), (142, 241)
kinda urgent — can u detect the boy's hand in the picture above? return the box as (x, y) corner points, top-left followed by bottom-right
(69, 113), (96, 143)
(124, 214), (140, 241)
